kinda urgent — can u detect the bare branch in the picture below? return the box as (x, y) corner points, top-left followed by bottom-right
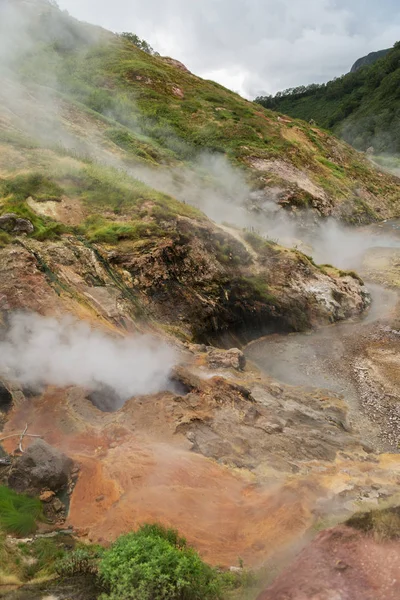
(19, 424), (28, 454)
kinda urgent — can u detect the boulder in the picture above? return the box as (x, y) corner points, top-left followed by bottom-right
(207, 348), (246, 371)
(8, 439), (73, 495)
(0, 213), (34, 235)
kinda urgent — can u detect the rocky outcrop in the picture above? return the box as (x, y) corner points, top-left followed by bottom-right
(350, 49), (390, 73)
(0, 221), (369, 347)
(0, 213), (34, 235)
(8, 439), (73, 495)
(206, 348), (246, 370)
(106, 219), (369, 344)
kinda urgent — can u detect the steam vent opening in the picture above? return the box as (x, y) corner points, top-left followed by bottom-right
(0, 382), (13, 413)
(87, 385), (126, 413)
(87, 376), (192, 413)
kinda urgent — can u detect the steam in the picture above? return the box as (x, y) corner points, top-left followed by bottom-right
(1, 0), (399, 276)
(0, 312), (176, 406)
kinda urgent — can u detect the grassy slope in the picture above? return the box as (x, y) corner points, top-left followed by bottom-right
(256, 43), (400, 155)
(4, 1), (399, 222)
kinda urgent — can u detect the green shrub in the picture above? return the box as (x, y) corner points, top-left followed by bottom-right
(56, 546), (103, 577)
(0, 486), (43, 536)
(99, 523), (223, 600)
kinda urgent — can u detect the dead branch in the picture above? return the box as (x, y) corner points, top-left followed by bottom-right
(0, 433), (42, 442)
(19, 424), (28, 454)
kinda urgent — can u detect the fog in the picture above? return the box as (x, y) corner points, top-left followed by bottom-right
(0, 312), (176, 407)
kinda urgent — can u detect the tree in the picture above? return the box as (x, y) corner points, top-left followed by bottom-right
(120, 32), (159, 56)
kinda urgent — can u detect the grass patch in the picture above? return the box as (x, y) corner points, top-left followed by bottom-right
(0, 486), (43, 536)
(1, 173), (63, 203)
(0, 231), (11, 248)
(84, 216), (166, 244)
(346, 506), (400, 541)
(241, 276), (277, 303)
(339, 269), (364, 284)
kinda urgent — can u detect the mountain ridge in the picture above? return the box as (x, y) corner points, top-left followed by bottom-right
(256, 42), (400, 154)
(350, 48), (391, 73)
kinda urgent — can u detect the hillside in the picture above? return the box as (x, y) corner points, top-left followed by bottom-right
(1, 2), (400, 597)
(350, 48), (390, 73)
(255, 42), (400, 154)
(0, 0), (399, 227)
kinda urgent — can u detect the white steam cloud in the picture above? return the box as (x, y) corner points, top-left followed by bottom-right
(0, 312), (176, 404)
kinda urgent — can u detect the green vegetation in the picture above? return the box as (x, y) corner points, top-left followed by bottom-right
(2, 0), (397, 223)
(255, 42), (400, 154)
(240, 276), (276, 304)
(56, 545), (104, 577)
(99, 523), (223, 600)
(346, 506), (400, 541)
(84, 216), (166, 244)
(1, 173), (63, 203)
(0, 486), (43, 536)
(351, 49), (391, 72)
(0, 173), (70, 240)
(119, 33), (159, 56)
(0, 520), (255, 597)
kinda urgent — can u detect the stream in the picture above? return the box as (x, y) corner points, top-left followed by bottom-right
(245, 221), (400, 452)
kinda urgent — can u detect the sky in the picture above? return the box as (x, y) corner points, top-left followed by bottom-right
(57, 0), (400, 98)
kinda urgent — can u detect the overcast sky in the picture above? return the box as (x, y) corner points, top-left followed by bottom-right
(57, 0), (400, 98)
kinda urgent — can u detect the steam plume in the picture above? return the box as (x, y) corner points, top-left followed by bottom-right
(0, 312), (176, 404)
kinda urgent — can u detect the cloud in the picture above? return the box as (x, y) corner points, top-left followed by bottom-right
(57, 0), (400, 97)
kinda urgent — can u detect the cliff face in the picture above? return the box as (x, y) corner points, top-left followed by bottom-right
(350, 48), (391, 72)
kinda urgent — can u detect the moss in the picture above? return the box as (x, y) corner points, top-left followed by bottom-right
(0, 231), (11, 248)
(240, 276), (277, 304)
(85, 218), (166, 244)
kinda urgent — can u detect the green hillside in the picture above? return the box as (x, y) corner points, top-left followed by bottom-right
(255, 43), (400, 154)
(0, 0), (399, 226)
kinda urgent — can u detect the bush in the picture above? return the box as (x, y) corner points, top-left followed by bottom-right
(56, 546), (103, 577)
(99, 523), (223, 600)
(0, 486), (43, 536)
